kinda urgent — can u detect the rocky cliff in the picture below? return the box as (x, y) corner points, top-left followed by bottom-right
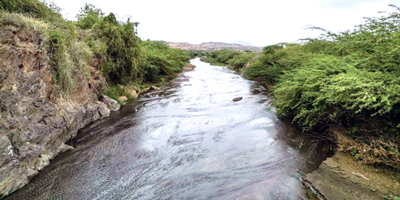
(0, 21), (113, 197)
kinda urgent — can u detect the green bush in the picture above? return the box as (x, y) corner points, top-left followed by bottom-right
(243, 43), (321, 84)
(0, 0), (66, 27)
(253, 5), (400, 141)
(77, 8), (141, 84)
(140, 41), (190, 83)
(76, 4), (103, 29)
(99, 15), (141, 84)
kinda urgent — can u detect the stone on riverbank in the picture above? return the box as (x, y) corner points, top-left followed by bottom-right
(128, 90), (138, 99)
(101, 95), (121, 111)
(118, 96), (128, 102)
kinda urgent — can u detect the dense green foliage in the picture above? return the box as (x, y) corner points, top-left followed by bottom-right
(244, 5), (400, 168)
(243, 43), (314, 84)
(140, 41), (190, 83)
(76, 4), (190, 85)
(200, 50), (256, 69)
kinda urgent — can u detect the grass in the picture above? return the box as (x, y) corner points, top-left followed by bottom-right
(101, 85), (129, 105)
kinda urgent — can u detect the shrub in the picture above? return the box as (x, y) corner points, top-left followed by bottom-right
(140, 41), (190, 83)
(0, 0), (66, 27)
(88, 13), (141, 84)
(76, 4), (103, 29)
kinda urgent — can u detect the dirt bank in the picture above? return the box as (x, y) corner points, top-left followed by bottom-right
(303, 152), (400, 200)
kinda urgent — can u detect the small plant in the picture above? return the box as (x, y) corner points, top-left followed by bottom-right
(101, 85), (129, 105)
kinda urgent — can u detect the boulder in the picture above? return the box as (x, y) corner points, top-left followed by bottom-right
(126, 85), (138, 93)
(128, 90), (138, 99)
(101, 95), (120, 111)
(96, 101), (111, 118)
(118, 96), (128, 102)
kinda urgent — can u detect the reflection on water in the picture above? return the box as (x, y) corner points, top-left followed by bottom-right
(7, 58), (332, 200)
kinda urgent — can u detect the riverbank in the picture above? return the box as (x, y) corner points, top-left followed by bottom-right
(0, 1), (193, 196)
(304, 152), (400, 200)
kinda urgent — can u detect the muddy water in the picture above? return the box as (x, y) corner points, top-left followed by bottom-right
(7, 58), (331, 200)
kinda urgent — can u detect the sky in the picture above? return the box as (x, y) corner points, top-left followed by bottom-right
(51, 0), (397, 47)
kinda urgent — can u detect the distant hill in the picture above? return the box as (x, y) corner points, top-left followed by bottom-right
(168, 42), (263, 52)
(232, 41), (256, 46)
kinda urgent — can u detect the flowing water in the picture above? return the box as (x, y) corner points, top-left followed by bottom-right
(7, 58), (332, 200)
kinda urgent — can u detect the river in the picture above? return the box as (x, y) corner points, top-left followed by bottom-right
(6, 58), (331, 200)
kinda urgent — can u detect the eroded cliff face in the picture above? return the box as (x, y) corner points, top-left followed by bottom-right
(0, 23), (111, 197)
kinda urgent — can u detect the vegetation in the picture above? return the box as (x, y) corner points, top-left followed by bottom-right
(101, 85), (130, 105)
(0, 1), (91, 95)
(186, 50), (207, 58)
(200, 50), (257, 69)
(0, 0), (65, 24)
(0, 1), (190, 103)
(140, 40), (190, 83)
(243, 5), (400, 169)
(75, 4), (190, 85)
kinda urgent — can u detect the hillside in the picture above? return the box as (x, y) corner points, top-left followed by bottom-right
(0, 1), (191, 197)
(168, 42), (263, 52)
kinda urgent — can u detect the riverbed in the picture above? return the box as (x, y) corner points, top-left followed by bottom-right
(6, 58), (332, 199)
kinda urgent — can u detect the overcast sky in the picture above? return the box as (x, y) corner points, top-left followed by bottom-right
(51, 0), (396, 46)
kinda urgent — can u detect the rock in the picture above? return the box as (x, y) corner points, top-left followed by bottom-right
(0, 134), (29, 197)
(149, 86), (161, 91)
(252, 86), (266, 94)
(128, 90), (138, 99)
(138, 87), (150, 95)
(118, 96), (128, 102)
(126, 85), (138, 93)
(96, 101), (111, 118)
(101, 95), (120, 111)
(233, 97), (243, 102)
(0, 67), (8, 84)
(304, 152), (400, 200)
